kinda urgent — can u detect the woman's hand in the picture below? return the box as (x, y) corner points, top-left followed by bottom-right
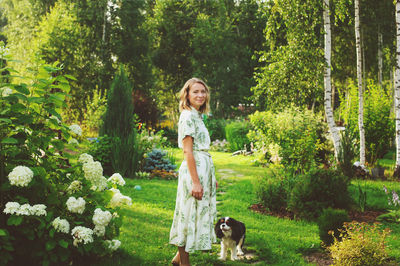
(191, 182), (203, 200)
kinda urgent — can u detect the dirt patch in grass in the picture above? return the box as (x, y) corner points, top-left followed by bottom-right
(304, 251), (332, 266)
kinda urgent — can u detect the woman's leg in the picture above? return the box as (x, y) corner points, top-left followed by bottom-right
(178, 246), (190, 266)
(171, 250), (180, 265)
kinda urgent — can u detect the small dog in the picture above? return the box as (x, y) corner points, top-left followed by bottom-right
(215, 217), (246, 261)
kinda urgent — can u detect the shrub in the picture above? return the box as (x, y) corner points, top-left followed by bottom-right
(288, 168), (351, 220)
(139, 129), (169, 153)
(150, 169), (178, 180)
(225, 121), (251, 152)
(255, 166), (298, 212)
(248, 106), (331, 174)
(88, 135), (115, 176)
(0, 49), (129, 265)
(143, 149), (176, 172)
(338, 79), (394, 166)
(203, 116), (227, 141)
(100, 66), (143, 177)
(328, 221), (391, 266)
(317, 208), (350, 245)
(337, 129), (356, 178)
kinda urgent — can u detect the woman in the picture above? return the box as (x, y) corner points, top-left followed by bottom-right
(169, 78), (217, 266)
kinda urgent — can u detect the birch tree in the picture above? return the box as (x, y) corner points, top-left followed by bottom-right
(323, 0), (340, 160)
(395, 0), (400, 176)
(355, 0), (366, 165)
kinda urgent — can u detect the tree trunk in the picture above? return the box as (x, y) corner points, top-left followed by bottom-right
(323, 0), (340, 160)
(355, 0), (365, 165)
(394, 0), (400, 177)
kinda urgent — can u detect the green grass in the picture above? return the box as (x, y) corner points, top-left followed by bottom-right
(98, 150), (400, 265)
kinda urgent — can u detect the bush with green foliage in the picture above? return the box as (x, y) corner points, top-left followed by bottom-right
(0, 49), (128, 265)
(203, 116), (227, 141)
(338, 79), (394, 166)
(139, 129), (169, 153)
(288, 168), (351, 220)
(143, 149), (176, 173)
(88, 135), (115, 176)
(328, 221), (391, 266)
(100, 66), (143, 178)
(248, 106), (331, 174)
(337, 129), (356, 178)
(317, 208), (350, 245)
(225, 120), (251, 152)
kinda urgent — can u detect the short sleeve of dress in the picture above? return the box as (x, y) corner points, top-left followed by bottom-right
(178, 111), (196, 149)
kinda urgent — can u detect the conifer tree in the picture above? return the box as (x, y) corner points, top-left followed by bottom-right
(100, 65), (142, 177)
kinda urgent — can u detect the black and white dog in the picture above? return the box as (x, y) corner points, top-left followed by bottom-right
(214, 217), (246, 261)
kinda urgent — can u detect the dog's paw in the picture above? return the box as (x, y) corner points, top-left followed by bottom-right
(237, 250), (244, 256)
(218, 256), (226, 261)
(231, 256), (239, 261)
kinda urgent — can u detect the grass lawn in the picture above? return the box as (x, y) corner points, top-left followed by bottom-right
(98, 150), (400, 265)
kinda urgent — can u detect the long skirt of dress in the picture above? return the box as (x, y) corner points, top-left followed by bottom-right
(169, 151), (217, 253)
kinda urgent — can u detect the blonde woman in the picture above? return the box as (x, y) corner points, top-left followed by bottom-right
(169, 78), (217, 266)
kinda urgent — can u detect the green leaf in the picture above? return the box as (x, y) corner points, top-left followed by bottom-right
(0, 118), (12, 124)
(0, 228), (7, 236)
(59, 239), (68, 248)
(45, 240), (56, 251)
(1, 138), (18, 144)
(7, 216), (23, 226)
(14, 85), (30, 95)
(49, 228), (55, 238)
(64, 74), (77, 81)
(27, 97), (45, 104)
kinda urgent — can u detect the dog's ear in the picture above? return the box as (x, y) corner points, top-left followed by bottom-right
(215, 219), (224, 239)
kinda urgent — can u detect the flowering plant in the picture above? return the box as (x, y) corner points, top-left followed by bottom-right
(0, 48), (130, 265)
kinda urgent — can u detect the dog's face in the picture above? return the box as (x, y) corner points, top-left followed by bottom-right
(216, 217), (233, 237)
(215, 217), (243, 239)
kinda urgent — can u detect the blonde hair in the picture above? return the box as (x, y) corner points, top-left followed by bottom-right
(179, 78), (210, 114)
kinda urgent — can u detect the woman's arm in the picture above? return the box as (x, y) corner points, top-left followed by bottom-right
(182, 136), (203, 200)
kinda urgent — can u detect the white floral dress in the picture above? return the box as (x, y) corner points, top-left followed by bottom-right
(169, 107), (217, 253)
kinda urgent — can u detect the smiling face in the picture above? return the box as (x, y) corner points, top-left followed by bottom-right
(187, 82), (207, 110)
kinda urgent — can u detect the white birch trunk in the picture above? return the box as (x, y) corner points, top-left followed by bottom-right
(355, 0), (366, 165)
(395, 0), (400, 169)
(323, 0), (340, 160)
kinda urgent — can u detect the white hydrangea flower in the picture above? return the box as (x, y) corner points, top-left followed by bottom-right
(30, 204), (47, 216)
(8, 166), (34, 187)
(93, 225), (106, 237)
(67, 180), (82, 193)
(108, 173), (126, 186)
(93, 208), (112, 227)
(52, 217), (70, 233)
(83, 161), (103, 182)
(109, 189), (132, 208)
(1, 87), (13, 97)
(16, 203), (32, 215)
(68, 138), (79, 145)
(105, 239), (121, 251)
(66, 197), (86, 214)
(3, 202), (20, 215)
(69, 124), (82, 136)
(91, 176), (108, 192)
(79, 153), (94, 164)
(71, 226), (94, 246)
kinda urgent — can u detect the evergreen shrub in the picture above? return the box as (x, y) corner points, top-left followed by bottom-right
(317, 208), (350, 245)
(100, 66), (143, 178)
(225, 121), (251, 152)
(328, 222), (391, 266)
(288, 168), (351, 220)
(143, 149), (176, 172)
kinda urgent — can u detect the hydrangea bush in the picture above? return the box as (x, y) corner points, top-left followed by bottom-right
(0, 46), (131, 265)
